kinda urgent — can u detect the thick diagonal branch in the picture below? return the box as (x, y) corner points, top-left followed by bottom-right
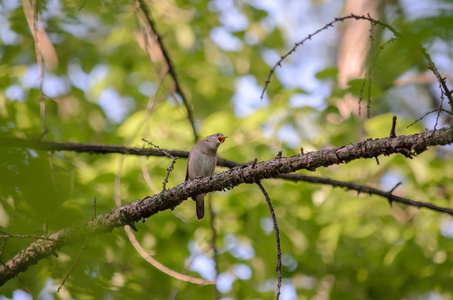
(1, 128), (452, 211)
(0, 127), (452, 285)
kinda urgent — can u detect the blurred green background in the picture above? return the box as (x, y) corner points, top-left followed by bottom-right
(1, 0), (453, 299)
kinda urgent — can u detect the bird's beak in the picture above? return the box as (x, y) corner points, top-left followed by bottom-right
(218, 136), (227, 143)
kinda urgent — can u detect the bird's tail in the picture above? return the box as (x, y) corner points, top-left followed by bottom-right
(195, 194), (205, 221)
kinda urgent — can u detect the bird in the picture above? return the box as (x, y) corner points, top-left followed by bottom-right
(185, 133), (227, 220)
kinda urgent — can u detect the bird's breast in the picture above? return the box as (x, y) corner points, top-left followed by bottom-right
(189, 152), (217, 179)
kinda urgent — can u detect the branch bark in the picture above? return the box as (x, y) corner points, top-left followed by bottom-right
(0, 127), (452, 285)
(1, 131), (452, 212)
(0, 137), (238, 168)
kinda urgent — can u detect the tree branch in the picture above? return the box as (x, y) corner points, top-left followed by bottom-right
(256, 181), (282, 300)
(0, 127), (452, 285)
(261, 14), (453, 112)
(1, 128), (452, 213)
(279, 174), (453, 214)
(0, 137), (237, 168)
(0, 137), (190, 158)
(135, 0), (199, 142)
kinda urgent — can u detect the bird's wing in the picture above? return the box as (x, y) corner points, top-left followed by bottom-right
(185, 152), (191, 182)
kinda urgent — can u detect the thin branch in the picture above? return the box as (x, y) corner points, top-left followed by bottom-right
(0, 137), (242, 169)
(359, 28), (397, 118)
(435, 87), (445, 130)
(261, 14), (453, 111)
(358, 75), (368, 117)
(420, 48), (453, 112)
(256, 181), (282, 300)
(1, 127), (453, 285)
(389, 115), (397, 138)
(387, 182), (402, 206)
(362, 20), (376, 118)
(135, 0), (198, 142)
(57, 237), (88, 292)
(279, 173), (452, 214)
(407, 107), (442, 129)
(0, 137), (190, 158)
(124, 226), (214, 285)
(389, 182), (402, 194)
(141, 138), (178, 192)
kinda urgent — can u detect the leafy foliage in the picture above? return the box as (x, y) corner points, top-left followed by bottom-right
(1, 0), (453, 299)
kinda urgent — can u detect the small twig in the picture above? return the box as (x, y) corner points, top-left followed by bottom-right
(365, 21), (376, 118)
(57, 237), (89, 292)
(435, 86), (445, 130)
(407, 107), (441, 129)
(407, 92), (452, 129)
(374, 156), (380, 165)
(256, 181), (282, 300)
(389, 182), (402, 194)
(389, 116), (397, 138)
(36, 129), (48, 141)
(387, 182), (402, 207)
(359, 30), (397, 118)
(358, 77), (368, 117)
(366, 73), (372, 118)
(261, 14), (391, 99)
(421, 49), (453, 112)
(163, 159), (177, 192)
(141, 138), (178, 192)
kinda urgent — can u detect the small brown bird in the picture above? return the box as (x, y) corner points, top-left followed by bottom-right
(186, 133), (227, 220)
